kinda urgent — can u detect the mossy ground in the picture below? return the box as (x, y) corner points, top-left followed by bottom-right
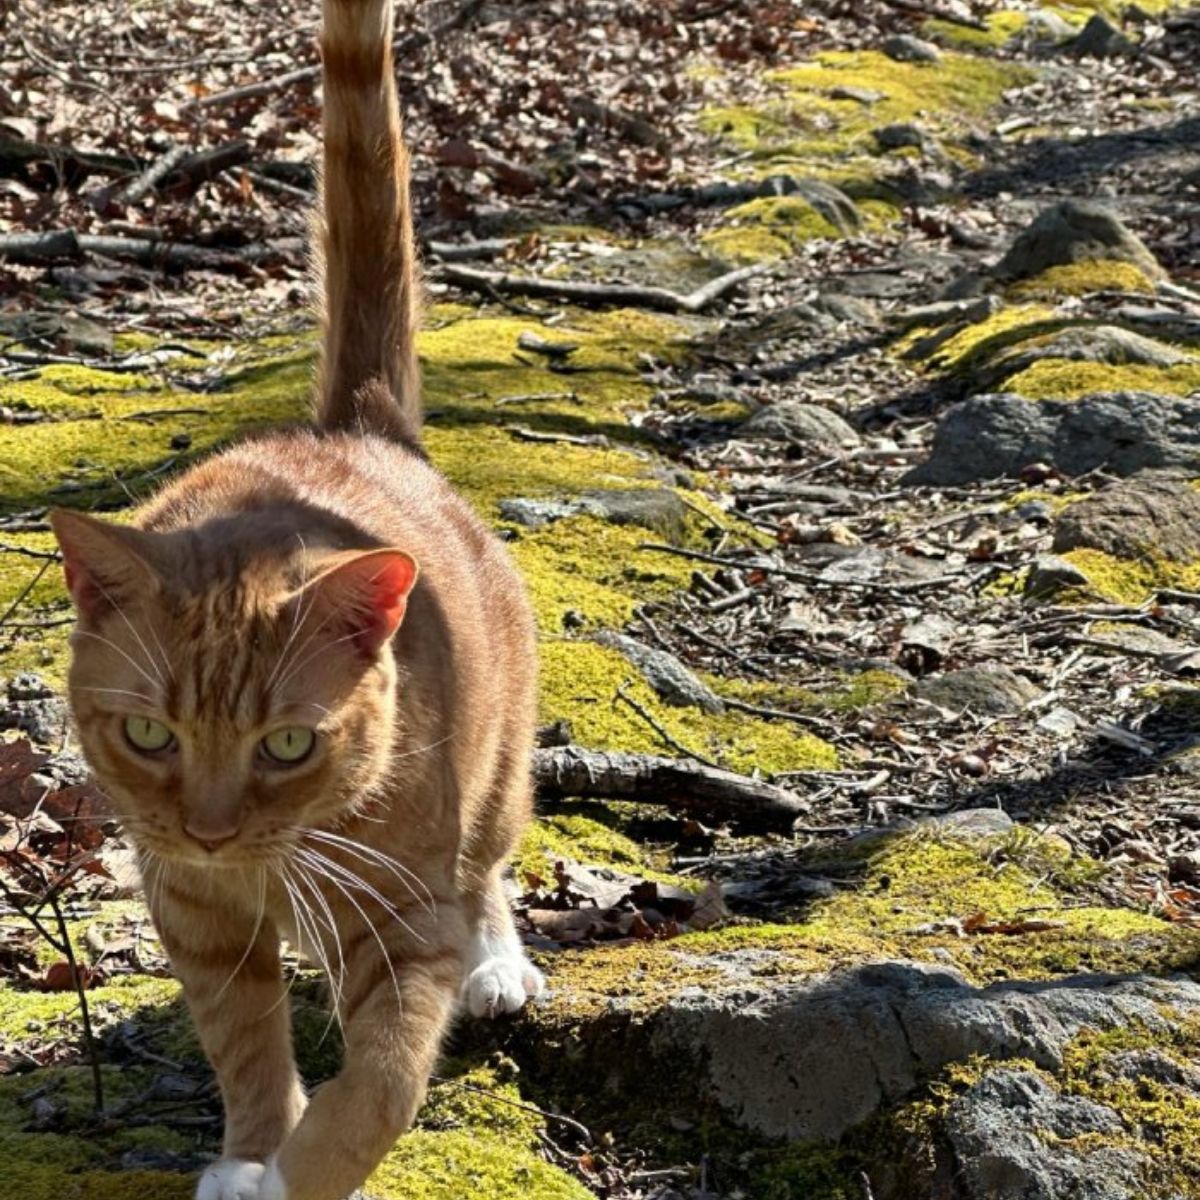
(533, 831), (1200, 1029)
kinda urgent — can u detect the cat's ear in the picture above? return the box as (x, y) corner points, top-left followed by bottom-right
(300, 548), (419, 656)
(49, 509), (162, 623)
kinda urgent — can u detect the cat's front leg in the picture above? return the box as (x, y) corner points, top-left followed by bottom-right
(149, 870), (306, 1200)
(260, 919), (465, 1200)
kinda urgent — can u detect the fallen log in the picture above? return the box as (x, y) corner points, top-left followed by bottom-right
(0, 230), (302, 272)
(531, 745), (810, 824)
(438, 262), (768, 313)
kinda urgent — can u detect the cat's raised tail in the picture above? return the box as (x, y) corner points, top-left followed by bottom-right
(314, 0), (422, 447)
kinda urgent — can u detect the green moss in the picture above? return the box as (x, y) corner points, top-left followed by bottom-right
(698, 50), (1034, 177)
(1060, 547), (1200, 605)
(516, 812), (658, 880)
(699, 226), (795, 264)
(1059, 1018), (1200, 1198)
(923, 10), (1029, 48)
(709, 668), (908, 712)
(535, 831), (1200, 1026)
(368, 1130), (590, 1199)
(1006, 260), (1157, 300)
(902, 304), (1061, 372)
(538, 640), (838, 774)
(1002, 358), (1200, 401)
(701, 196), (844, 263)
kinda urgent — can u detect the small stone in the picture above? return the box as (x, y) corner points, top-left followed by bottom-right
(7, 673), (52, 701)
(1052, 475), (1200, 562)
(741, 401), (860, 448)
(921, 808), (1014, 838)
(993, 200), (1164, 282)
(595, 631), (724, 714)
(873, 122), (928, 150)
(1025, 555), (1089, 600)
(915, 665), (1041, 716)
(498, 497), (585, 529)
(170, 432), (192, 450)
(1069, 13), (1136, 58)
(830, 85), (886, 104)
(812, 293), (880, 326)
(1169, 851), (1200, 884)
(582, 488), (688, 540)
(883, 34), (941, 62)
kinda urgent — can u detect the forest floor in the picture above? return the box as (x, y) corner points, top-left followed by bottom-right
(2, 2), (1200, 1198)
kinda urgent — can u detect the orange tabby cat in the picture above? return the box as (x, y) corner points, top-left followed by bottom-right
(50, 1), (543, 1197)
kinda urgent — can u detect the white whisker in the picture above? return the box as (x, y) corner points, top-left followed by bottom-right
(295, 845), (426, 945)
(299, 828), (436, 918)
(93, 580), (168, 687)
(286, 860), (347, 1041)
(264, 535), (316, 691)
(291, 849), (405, 1015)
(75, 630), (161, 693)
(215, 867), (267, 1000)
(273, 627), (359, 693)
(77, 686), (157, 705)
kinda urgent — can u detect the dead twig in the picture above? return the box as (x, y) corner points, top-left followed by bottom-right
(615, 682), (721, 768)
(438, 263), (769, 314)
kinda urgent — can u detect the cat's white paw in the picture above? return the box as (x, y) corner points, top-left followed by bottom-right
(464, 953), (545, 1019)
(259, 1156), (288, 1200)
(196, 1159), (265, 1200)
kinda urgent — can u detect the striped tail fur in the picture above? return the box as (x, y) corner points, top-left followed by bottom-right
(314, 0), (422, 446)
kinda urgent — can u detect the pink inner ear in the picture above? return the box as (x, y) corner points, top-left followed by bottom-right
(363, 553), (418, 646)
(321, 550), (419, 655)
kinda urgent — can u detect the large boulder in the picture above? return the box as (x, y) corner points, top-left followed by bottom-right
(906, 392), (1200, 485)
(741, 400), (861, 448)
(993, 200), (1165, 282)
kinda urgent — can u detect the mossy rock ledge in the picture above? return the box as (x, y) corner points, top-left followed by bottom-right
(492, 827), (1200, 1199)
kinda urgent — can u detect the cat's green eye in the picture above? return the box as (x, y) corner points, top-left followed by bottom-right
(261, 726), (316, 765)
(124, 715), (174, 754)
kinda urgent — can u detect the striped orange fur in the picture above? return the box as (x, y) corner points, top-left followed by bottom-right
(49, 3), (543, 1199)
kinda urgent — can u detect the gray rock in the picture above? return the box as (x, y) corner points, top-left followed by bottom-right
(830, 85), (886, 105)
(915, 665), (1040, 715)
(883, 34), (941, 63)
(741, 401), (860, 448)
(498, 488), (687, 539)
(583, 488), (688, 539)
(647, 960), (1200, 1143)
(1, 674), (68, 745)
(993, 200), (1164, 282)
(594, 632), (724, 714)
(1052, 475), (1200, 562)
(1069, 13), (1136, 59)
(1027, 8), (1079, 42)
(906, 392), (1200, 485)
(873, 123), (928, 151)
(1025, 554), (1090, 600)
(7, 673), (53, 701)
(1103, 1047), (1200, 1090)
(947, 1068), (1146, 1200)
(498, 497), (588, 529)
(812, 293), (880, 326)
(922, 808), (1014, 838)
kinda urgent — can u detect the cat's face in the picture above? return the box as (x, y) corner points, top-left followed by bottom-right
(50, 510), (417, 868)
